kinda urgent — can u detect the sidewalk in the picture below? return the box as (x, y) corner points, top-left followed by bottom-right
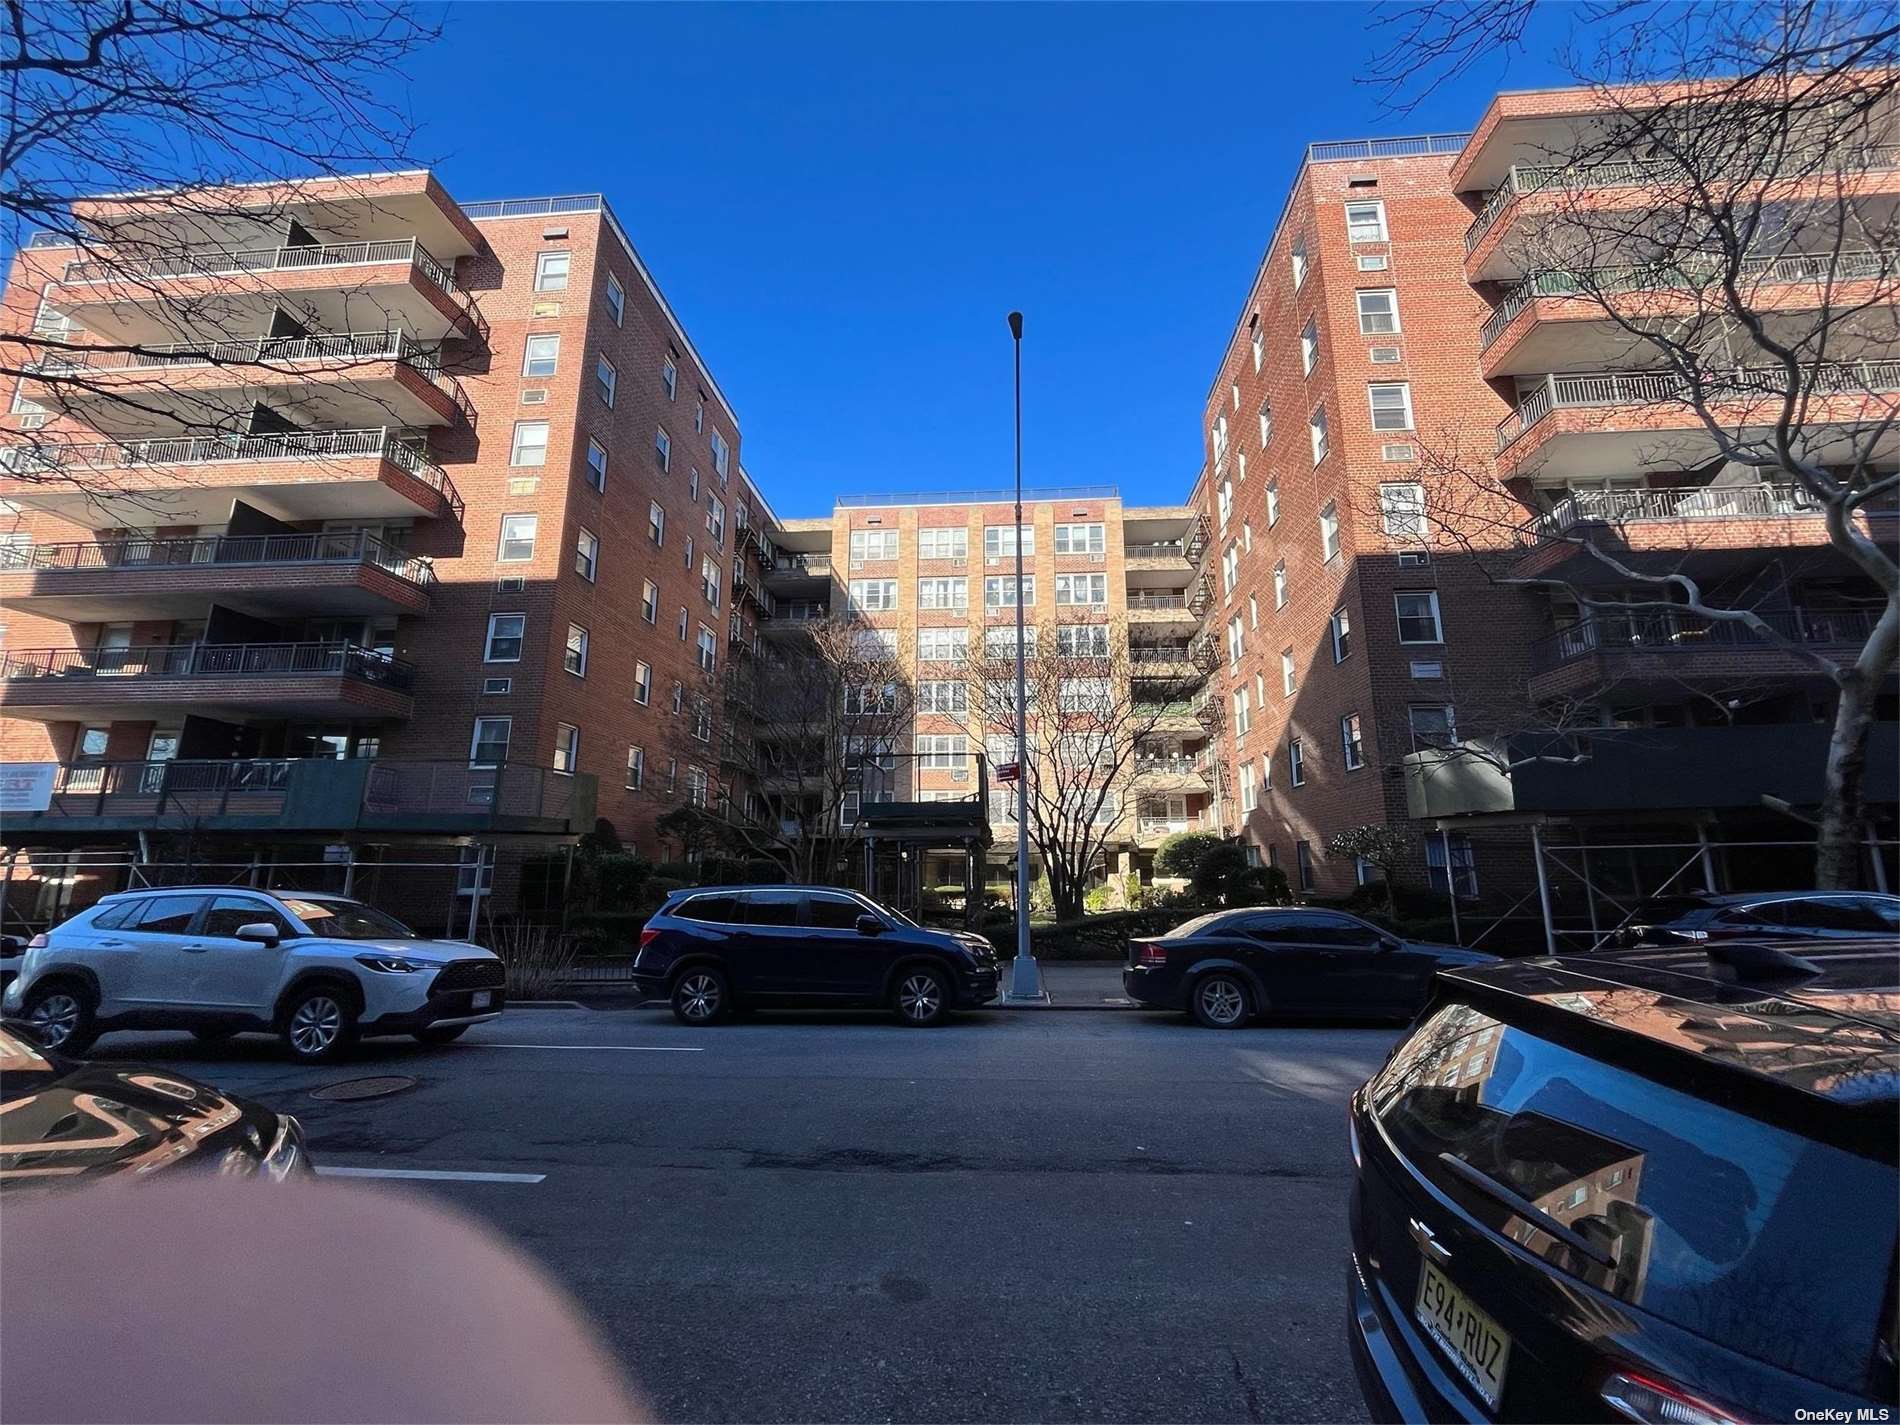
(1006, 960), (1141, 1011)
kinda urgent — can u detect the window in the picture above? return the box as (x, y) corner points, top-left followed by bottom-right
(844, 682), (898, 716)
(682, 765), (708, 809)
(626, 745), (644, 789)
(574, 527), (598, 581)
(1300, 316), (1319, 375)
(1234, 686), (1253, 736)
(1243, 522), (1253, 553)
(662, 356), (678, 400)
(1265, 481), (1280, 526)
(1395, 590), (1443, 644)
(1251, 321), (1264, 373)
(1295, 840), (1314, 890)
(510, 421), (549, 467)
(497, 513), (537, 562)
(691, 702), (712, 742)
(1309, 406), (1329, 464)
(702, 556), (721, 607)
(564, 624), (589, 676)
(1261, 752), (1272, 792)
(130, 895), (210, 936)
(1426, 832), (1477, 897)
(708, 496), (726, 547)
(470, 716), (511, 767)
(1369, 382), (1414, 432)
(1356, 289), (1399, 335)
(1281, 648), (1297, 696)
(666, 759), (678, 795)
(1056, 624), (1109, 658)
(849, 529), (899, 562)
(1257, 402), (1272, 448)
(670, 682), (684, 717)
(985, 575), (1034, 607)
(1212, 414), (1229, 463)
(694, 399), (705, 435)
(1273, 560), (1287, 609)
(853, 627), (898, 661)
(919, 526), (968, 560)
(984, 524), (1034, 558)
(697, 626), (717, 673)
(1345, 199), (1387, 242)
(595, 355), (617, 407)
(1227, 615), (1244, 666)
(985, 625), (1036, 658)
(1222, 544), (1239, 596)
(1290, 738), (1306, 786)
(685, 534), (696, 572)
(534, 251), (569, 291)
(1218, 478), (1234, 530)
(918, 628), (969, 661)
(1241, 763), (1259, 814)
(1330, 608), (1352, 662)
(553, 723), (580, 774)
(1248, 594), (1259, 629)
(1319, 502), (1341, 561)
(585, 437), (608, 492)
(1409, 704), (1457, 751)
(689, 469), (700, 501)
(1380, 482), (1425, 536)
(484, 613), (525, 662)
(710, 430), (731, 479)
(1058, 677), (1112, 712)
(1358, 253), (1388, 272)
(522, 333), (560, 377)
(1054, 572), (1106, 605)
(1054, 523), (1104, 554)
(849, 579), (899, 612)
(678, 607), (689, 640)
(648, 501), (665, 544)
(917, 577), (968, 610)
(918, 680), (967, 713)
(654, 426), (673, 471)
(633, 661), (651, 705)
(641, 580), (659, 623)
(1341, 713), (1365, 770)
(605, 271), (625, 325)
(1290, 231), (1308, 289)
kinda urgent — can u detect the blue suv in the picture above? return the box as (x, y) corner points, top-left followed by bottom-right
(635, 886), (1000, 1026)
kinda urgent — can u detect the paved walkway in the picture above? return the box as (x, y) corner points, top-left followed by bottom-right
(1015, 960), (1139, 1009)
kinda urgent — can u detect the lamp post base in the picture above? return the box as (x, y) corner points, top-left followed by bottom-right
(1001, 952), (1048, 1004)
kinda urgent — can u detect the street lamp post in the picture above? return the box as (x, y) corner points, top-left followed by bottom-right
(1004, 310), (1045, 1002)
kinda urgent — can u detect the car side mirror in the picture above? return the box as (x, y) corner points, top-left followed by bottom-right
(1376, 935), (1401, 953)
(855, 914), (885, 937)
(236, 922), (281, 947)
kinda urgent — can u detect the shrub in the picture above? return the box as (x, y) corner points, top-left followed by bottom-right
(1155, 830), (1223, 879)
(482, 918), (583, 998)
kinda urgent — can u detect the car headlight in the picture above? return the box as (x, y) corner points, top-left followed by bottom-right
(263, 1115), (311, 1181)
(355, 954), (428, 974)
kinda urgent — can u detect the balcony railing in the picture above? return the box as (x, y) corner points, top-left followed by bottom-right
(1528, 482), (1825, 538)
(767, 552), (831, 577)
(0, 530), (434, 588)
(34, 331), (476, 425)
(1134, 752), (1211, 776)
(1495, 360), (1900, 452)
(1138, 815), (1208, 837)
(1124, 541), (1188, 560)
(1529, 606), (1880, 674)
(1130, 645), (1194, 665)
(1464, 147), (1900, 254)
(62, 237), (466, 304)
(1126, 592), (1191, 612)
(1479, 249), (1897, 350)
(0, 427), (463, 521)
(0, 641), (417, 693)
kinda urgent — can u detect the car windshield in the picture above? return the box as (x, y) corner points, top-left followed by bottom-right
(280, 898), (417, 940)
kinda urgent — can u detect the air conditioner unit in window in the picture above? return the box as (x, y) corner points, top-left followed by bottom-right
(986, 556), (1002, 567)
(1381, 443), (1417, 462)
(950, 769), (967, 783)
(850, 559), (864, 570)
(496, 575), (526, 593)
(1369, 347), (1402, 364)
(17, 413), (48, 429)
(531, 301), (561, 318)
(1088, 552), (1106, 564)
(1356, 254), (1389, 272)
(482, 677), (512, 695)
(520, 388), (548, 404)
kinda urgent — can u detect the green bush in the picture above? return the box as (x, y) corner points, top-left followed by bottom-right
(1155, 830), (1223, 879)
(975, 907), (1219, 960)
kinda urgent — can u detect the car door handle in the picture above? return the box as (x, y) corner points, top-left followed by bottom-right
(96, 938), (128, 947)
(180, 944), (209, 953)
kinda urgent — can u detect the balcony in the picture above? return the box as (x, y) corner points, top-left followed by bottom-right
(1526, 606), (1880, 700)
(762, 552), (833, 587)
(1129, 645), (1202, 681)
(5, 758), (594, 839)
(1123, 540), (1190, 571)
(1133, 752), (1211, 792)
(760, 600), (829, 634)
(29, 331), (475, 434)
(1462, 147), (1900, 279)
(0, 531), (434, 620)
(1493, 362), (1900, 477)
(54, 238), (481, 343)
(1126, 592), (1198, 625)
(0, 642), (416, 722)
(0, 427), (463, 528)
(1479, 250), (1899, 376)
(1136, 814), (1210, 848)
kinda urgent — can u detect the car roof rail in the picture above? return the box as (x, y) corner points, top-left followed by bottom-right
(1705, 940), (1825, 982)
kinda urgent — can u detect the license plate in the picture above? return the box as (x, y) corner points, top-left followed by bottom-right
(1414, 1257), (1511, 1409)
(471, 991), (493, 1009)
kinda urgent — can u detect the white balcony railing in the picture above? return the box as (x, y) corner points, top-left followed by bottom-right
(61, 237), (465, 302)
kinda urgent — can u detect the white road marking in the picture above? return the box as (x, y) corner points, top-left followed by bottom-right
(316, 1167), (546, 1184)
(475, 1043), (704, 1052)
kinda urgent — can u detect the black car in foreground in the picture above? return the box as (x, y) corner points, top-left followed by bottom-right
(1616, 889), (1899, 946)
(1349, 938), (1899, 1423)
(634, 885), (1000, 1026)
(1122, 908), (1494, 1027)
(0, 1020), (312, 1188)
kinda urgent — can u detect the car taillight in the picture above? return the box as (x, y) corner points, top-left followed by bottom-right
(638, 929), (660, 952)
(26, 934), (48, 951)
(1600, 1371), (1746, 1425)
(1137, 941), (1168, 965)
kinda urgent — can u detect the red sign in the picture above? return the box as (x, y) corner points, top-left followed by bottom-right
(996, 762), (1021, 783)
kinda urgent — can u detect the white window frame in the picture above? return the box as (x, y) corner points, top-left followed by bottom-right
(985, 575), (1034, 607)
(1053, 522), (1105, 555)
(585, 437), (608, 492)
(553, 723), (581, 775)
(1330, 608), (1352, 663)
(917, 577), (968, 610)
(1265, 481), (1280, 527)
(596, 354), (617, 407)
(1289, 738), (1306, 786)
(918, 627), (969, 661)
(662, 356), (678, 401)
(697, 626), (717, 674)
(1395, 590), (1444, 645)
(1380, 482), (1425, 536)
(1290, 231), (1308, 289)
(641, 579), (659, 623)
(605, 271), (625, 325)
(1356, 289), (1399, 336)
(1319, 501), (1341, 562)
(1369, 381), (1415, 433)
(533, 250), (570, 292)
(850, 529), (900, 562)
(484, 613), (525, 663)
(655, 427), (671, 472)
(575, 526), (599, 582)
(469, 716), (512, 769)
(983, 524), (1035, 559)
(1273, 560), (1287, 610)
(919, 527), (968, 560)
(648, 501), (665, 545)
(1341, 713), (1364, 771)
(633, 660), (652, 705)
(1345, 199), (1387, 243)
(626, 745), (644, 789)
(849, 579), (899, 612)
(1281, 648), (1297, 697)
(1054, 572), (1107, 606)
(1309, 405), (1329, 464)
(1300, 316), (1319, 375)
(522, 333), (560, 377)
(565, 623), (589, 677)
(509, 420), (549, 467)
(497, 513), (537, 563)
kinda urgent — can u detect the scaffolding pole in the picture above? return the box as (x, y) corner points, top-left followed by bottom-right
(1441, 829), (1461, 946)
(1531, 823), (1557, 957)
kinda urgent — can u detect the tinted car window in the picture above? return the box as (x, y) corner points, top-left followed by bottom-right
(1173, 911), (1250, 938)
(1780, 896), (1884, 932)
(1854, 895), (1900, 931)
(741, 891), (802, 927)
(676, 895), (739, 924)
(1632, 896), (1716, 923)
(1301, 913), (1383, 947)
(88, 899), (146, 931)
(1246, 911), (1378, 945)
(202, 896), (293, 939)
(1371, 1001), (1895, 1389)
(131, 895), (208, 935)
(280, 899), (415, 940)
(807, 895), (866, 930)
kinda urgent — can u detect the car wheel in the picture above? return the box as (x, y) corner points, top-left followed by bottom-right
(190, 1027), (238, 1045)
(892, 966), (951, 1027)
(671, 968), (729, 1025)
(1190, 973), (1252, 1030)
(413, 1025), (468, 1046)
(281, 987), (358, 1063)
(24, 982), (97, 1055)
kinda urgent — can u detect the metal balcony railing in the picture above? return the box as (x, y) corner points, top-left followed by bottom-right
(1479, 249), (1898, 350)
(767, 552), (831, 577)
(34, 331), (476, 425)
(1527, 482), (1825, 538)
(1133, 752), (1212, 776)
(0, 641), (417, 693)
(1126, 592), (1191, 612)
(1130, 645), (1194, 665)
(1529, 606), (1880, 674)
(1124, 541), (1189, 560)
(61, 237), (466, 305)
(0, 529), (434, 588)
(1464, 147), (1900, 254)
(1495, 360), (1900, 452)
(0, 427), (462, 521)
(1138, 815), (1208, 837)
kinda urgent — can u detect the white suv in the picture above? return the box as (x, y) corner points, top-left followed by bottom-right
(0, 889), (505, 1063)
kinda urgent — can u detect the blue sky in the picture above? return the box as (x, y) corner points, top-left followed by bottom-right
(407, 4), (1571, 518)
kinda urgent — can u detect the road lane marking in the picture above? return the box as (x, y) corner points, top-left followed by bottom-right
(475, 1043), (705, 1052)
(316, 1167), (546, 1184)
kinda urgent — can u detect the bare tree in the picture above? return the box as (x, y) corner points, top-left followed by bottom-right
(1375, 2), (1900, 885)
(962, 618), (1175, 921)
(0, 1), (456, 502)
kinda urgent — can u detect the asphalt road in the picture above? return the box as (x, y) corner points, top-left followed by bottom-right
(86, 1004), (1401, 1424)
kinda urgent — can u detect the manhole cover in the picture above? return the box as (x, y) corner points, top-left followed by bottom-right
(309, 1075), (417, 1102)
